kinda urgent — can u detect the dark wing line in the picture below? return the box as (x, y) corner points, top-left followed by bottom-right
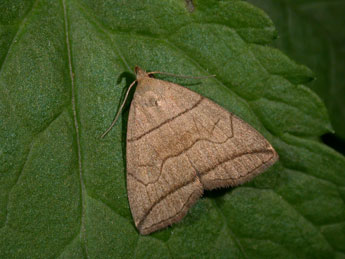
(129, 114), (233, 186)
(140, 188), (202, 233)
(201, 149), (274, 177)
(127, 136), (232, 186)
(129, 148), (275, 226)
(186, 154), (204, 188)
(136, 149), (276, 232)
(127, 97), (203, 142)
(136, 177), (200, 230)
(204, 151), (278, 190)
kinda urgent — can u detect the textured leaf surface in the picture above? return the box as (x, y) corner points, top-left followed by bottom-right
(0, 0), (344, 258)
(247, 0), (345, 142)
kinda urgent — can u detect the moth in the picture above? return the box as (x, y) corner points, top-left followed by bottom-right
(102, 67), (278, 235)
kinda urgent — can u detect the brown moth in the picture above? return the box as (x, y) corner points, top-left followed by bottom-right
(102, 66), (278, 235)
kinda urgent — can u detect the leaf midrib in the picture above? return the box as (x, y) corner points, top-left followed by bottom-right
(62, 0), (87, 257)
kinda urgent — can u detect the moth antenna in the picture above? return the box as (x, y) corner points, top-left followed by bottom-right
(148, 71), (216, 79)
(101, 79), (137, 139)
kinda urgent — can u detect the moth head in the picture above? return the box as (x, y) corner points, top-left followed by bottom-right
(135, 66), (149, 80)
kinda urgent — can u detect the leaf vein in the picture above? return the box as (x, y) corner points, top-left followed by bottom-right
(62, 0), (87, 257)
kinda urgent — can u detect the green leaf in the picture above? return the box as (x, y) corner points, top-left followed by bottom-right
(246, 0), (345, 142)
(0, 0), (344, 258)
